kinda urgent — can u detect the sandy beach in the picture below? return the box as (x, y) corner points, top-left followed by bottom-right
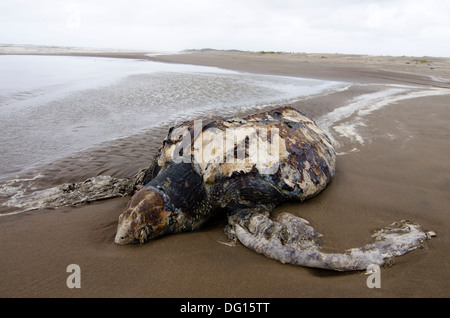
(0, 50), (449, 298)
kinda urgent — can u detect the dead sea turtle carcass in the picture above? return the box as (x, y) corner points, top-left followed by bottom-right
(114, 106), (433, 271)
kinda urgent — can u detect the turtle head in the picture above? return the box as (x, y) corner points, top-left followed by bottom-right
(115, 187), (173, 245)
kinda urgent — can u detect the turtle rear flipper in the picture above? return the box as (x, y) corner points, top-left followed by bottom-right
(234, 213), (434, 271)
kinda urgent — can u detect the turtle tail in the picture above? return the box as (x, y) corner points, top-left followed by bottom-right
(233, 212), (435, 271)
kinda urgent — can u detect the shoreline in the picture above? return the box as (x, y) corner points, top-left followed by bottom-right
(2, 47), (450, 85)
(0, 50), (449, 297)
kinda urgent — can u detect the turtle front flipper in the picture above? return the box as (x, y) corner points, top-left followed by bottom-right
(223, 204), (273, 245)
(234, 212), (435, 271)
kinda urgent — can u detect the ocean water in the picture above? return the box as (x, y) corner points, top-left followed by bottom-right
(0, 54), (347, 214)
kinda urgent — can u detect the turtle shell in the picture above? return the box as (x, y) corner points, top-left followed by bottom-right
(145, 106), (336, 203)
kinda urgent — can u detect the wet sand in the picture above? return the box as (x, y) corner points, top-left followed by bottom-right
(0, 51), (449, 298)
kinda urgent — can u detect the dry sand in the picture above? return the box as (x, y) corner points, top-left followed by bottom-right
(0, 51), (449, 298)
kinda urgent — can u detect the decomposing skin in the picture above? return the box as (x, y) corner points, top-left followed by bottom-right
(234, 213), (433, 271)
(114, 106), (434, 271)
(2, 173), (146, 212)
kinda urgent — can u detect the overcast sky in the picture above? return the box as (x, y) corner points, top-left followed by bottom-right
(1, 0), (449, 57)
